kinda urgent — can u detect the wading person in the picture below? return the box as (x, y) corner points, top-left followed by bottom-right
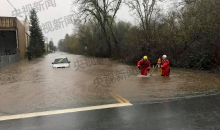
(159, 55), (170, 76)
(137, 56), (151, 76)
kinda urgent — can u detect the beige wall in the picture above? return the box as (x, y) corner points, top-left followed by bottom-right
(45, 43), (49, 53)
(16, 19), (26, 59)
(24, 17), (30, 48)
(25, 33), (29, 48)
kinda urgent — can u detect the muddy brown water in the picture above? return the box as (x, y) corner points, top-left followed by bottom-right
(0, 52), (220, 116)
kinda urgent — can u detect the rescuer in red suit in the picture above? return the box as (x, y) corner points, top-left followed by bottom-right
(159, 55), (170, 76)
(137, 56), (151, 76)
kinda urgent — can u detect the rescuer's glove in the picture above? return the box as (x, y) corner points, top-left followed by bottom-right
(138, 66), (142, 70)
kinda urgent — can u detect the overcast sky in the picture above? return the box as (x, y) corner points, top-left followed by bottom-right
(0, 0), (179, 46)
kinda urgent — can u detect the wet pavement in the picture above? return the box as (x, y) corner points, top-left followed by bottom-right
(0, 94), (220, 130)
(0, 52), (220, 129)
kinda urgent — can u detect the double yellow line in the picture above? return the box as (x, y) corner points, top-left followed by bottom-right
(110, 92), (130, 103)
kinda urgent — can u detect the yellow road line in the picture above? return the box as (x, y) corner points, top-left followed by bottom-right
(110, 93), (124, 103)
(110, 92), (130, 103)
(113, 93), (130, 103)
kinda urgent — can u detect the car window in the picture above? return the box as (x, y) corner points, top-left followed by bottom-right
(54, 58), (68, 64)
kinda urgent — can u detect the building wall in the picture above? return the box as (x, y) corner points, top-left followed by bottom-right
(25, 33), (29, 51)
(24, 17), (30, 48)
(16, 19), (26, 59)
(0, 31), (17, 56)
(0, 17), (17, 56)
(0, 17), (29, 68)
(0, 54), (20, 68)
(0, 17), (16, 28)
(45, 43), (49, 53)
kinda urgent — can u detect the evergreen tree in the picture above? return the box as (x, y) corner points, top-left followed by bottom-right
(27, 9), (45, 60)
(49, 41), (57, 51)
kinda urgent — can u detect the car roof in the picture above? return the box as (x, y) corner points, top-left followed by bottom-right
(55, 56), (67, 59)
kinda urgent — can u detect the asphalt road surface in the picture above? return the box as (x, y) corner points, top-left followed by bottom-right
(0, 94), (220, 130)
(0, 52), (220, 130)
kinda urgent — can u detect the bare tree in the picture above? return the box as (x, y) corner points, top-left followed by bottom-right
(72, 0), (122, 57)
(125, 0), (163, 49)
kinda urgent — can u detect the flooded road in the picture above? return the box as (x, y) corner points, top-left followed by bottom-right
(0, 52), (220, 116)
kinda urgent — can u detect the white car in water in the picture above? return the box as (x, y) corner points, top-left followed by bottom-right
(52, 56), (70, 68)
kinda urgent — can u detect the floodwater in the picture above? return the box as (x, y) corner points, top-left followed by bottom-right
(0, 52), (220, 116)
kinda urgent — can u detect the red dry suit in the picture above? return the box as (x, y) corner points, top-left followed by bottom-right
(137, 60), (151, 75)
(161, 59), (170, 76)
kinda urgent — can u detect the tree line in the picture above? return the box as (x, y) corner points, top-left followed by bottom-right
(58, 0), (220, 71)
